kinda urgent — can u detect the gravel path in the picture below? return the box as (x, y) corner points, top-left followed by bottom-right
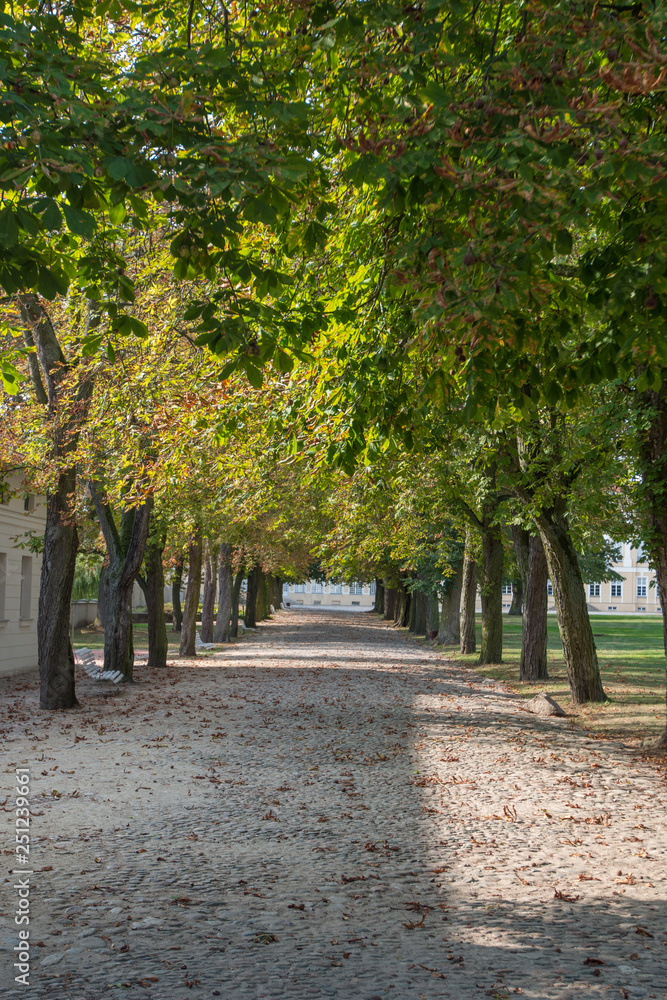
(2, 609), (666, 1000)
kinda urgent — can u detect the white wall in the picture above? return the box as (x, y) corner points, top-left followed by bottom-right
(0, 476), (45, 676)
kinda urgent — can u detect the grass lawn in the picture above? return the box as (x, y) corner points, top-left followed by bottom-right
(460, 614), (666, 746)
(74, 624), (183, 655)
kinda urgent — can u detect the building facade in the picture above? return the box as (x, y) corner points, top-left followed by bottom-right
(283, 580), (375, 609)
(486, 542), (661, 615)
(0, 475), (45, 676)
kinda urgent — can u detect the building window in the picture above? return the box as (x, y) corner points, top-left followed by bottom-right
(23, 494), (35, 513)
(501, 583), (513, 595)
(611, 582), (623, 599)
(636, 543), (647, 564)
(0, 553), (6, 619)
(547, 581), (553, 596)
(283, 582), (289, 593)
(311, 581), (323, 593)
(330, 582), (342, 594)
(294, 583), (305, 593)
(350, 581), (363, 595)
(369, 581), (376, 596)
(589, 583), (600, 597)
(20, 556), (32, 619)
(637, 577), (647, 598)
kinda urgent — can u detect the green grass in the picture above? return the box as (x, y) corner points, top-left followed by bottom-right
(461, 614), (666, 745)
(73, 624), (182, 654)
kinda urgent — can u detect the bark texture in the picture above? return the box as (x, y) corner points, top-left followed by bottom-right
(213, 544), (233, 642)
(171, 554), (184, 632)
(438, 562), (463, 646)
(179, 528), (202, 657)
(244, 565), (259, 628)
(636, 386), (667, 745)
(200, 543), (216, 643)
(90, 483), (152, 680)
(230, 570), (244, 637)
(384, 585), (396, 621)
(19, 295), (93, 710)
(478, 515), (504, 665)
(460, 529), (478, 655)
(144, 525), (168, 669)
(536, 503), (605, 703)
(374, 579), (385, 615)
(519, 532), (548, 681)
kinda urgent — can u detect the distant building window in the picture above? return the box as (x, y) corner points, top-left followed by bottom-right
(23, 494), (35, 513)
(636, 543), (647, 564)
(501, 583), (513, 595)
(282, 582), (289, 593)
(294, 583), (305, 593)
(20, 556), (32, 619)
(0, 553), (6, 618)
(369, 581), (376, 596)
(611, 582), (623, 599)
(547, 581), (553, 597)
(637, 577), (647, 598)
(589, 583), (600, 597)
(312, 581), (324, 593)
(330, 583), (342, 594)
(350, 581), (363, 595)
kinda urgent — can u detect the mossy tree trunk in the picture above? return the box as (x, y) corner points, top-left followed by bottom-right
(438, 562), (463, 646)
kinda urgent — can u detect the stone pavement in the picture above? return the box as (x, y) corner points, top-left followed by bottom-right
(1, 609), (666, 1000)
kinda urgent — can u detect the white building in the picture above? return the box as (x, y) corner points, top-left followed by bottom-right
(489, 542), (661, 615)
(0, 475), (45, 676)
(283, 580), (375, 609)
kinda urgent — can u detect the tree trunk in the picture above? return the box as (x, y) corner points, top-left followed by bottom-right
(96, 562), (107, 628)
(19, 294), (94, 710)
(425, 590), (439, 637)
(384, 584), (396, 621)
(507, 574), (523, 615)
(536, 503), (606, 703)
(438, 562), (463, 646)
(230, 569), (244, 637)
(144, 525), (168, 669)
(478, 518), (504, 665)
(172, 554), (184, 632)
(90, 485), (153, 680)
(636, 385), (667, 744)
(179, 527), (202, 657)
(39, 468), (80, 709)
(460, 529), (478, 655)
(200, 543), (216, 643)
(213, 543), (233, 642)
(256, 570), (268, 621)
(374, 579), (385, 614)
(400, 587), (411, 627)
(520, 532), (548, 681)
(245, 565), (259, 628)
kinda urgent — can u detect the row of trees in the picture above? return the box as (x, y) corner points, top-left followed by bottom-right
(1, 1), (667, 742)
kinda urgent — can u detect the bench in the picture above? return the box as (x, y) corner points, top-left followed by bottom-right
(195, 633), (216, 651)
(74, 647), (123, 684)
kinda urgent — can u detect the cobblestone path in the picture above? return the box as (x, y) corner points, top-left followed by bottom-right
(2, 610), (666, 1000)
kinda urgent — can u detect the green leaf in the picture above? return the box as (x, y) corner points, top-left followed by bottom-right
(244, 361), (263, 388)
(40, 200), (62, 231)
(62, 203), (96, 238)
(555, 229), (573, 255)
(0, 207), (19, 248)
(106, 341), (116, 363)
(108, 201), (127, 224)
(37, 266), (68, 300)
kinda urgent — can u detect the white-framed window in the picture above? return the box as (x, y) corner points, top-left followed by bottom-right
(369, 581), (376, 595)
(330, 582), (342, 594)
(350, 581), (363, 595)
(611, 582), (623, 599)
(294, 583), (305, 593)
(589, 583), (600, 597)
(0, 553), (6, 619)
(637, 577), (647, 598)
(636, 543), (647, 564)
(311, 581), (323, 593)
(20, 556), (32, 619)
(547, 581), (553, 596)
(282, 582), (289, 593)
(23, 494), (35, 513)
(501, 583), (513, 595)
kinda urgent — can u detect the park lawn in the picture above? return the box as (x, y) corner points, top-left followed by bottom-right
(460, 614), (666, 746)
